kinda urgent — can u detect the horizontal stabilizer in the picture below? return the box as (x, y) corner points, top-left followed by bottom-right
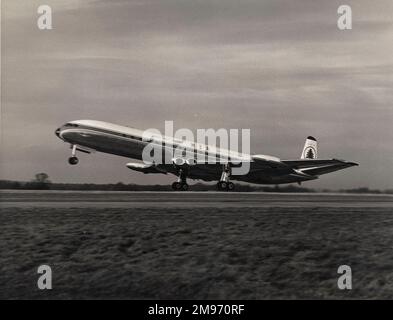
(282, 159), (358, 176)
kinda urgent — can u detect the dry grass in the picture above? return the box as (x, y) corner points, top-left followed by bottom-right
(1, 205), (393, 299)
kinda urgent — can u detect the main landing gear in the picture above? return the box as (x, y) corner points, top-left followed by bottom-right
(68, 145), (79, 165)
(171, 168), (189, 191)
(216, 164), (235, 191)
(217, 180), (235, 191)
(171, 164), (235, 191)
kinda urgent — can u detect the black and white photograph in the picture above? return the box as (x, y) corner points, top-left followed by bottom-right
(1, 0), (393, 306)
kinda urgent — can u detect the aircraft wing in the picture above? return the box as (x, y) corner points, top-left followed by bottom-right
(281, 159), (358, 176)
(126, 158), (358, 182)
(126, 156), (291, 182)
(127, 161), (222, 181)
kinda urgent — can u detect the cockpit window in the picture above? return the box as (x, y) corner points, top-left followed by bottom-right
(65, 123), (79, 128)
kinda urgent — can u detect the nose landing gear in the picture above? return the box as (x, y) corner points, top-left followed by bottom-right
(68, 145), (79, 165)
(68, 156), (79, 165)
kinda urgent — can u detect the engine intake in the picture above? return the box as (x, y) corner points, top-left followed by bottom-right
(172, 158), (197, 166)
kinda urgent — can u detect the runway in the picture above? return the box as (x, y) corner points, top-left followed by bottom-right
(1, 190), (393, 299)
(1, 190), (392, 208)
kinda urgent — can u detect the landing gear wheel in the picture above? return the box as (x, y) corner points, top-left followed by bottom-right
(172, 182), (189, 191)
(172, 182), (182, 190)
(227, 182), (235, 191)
(217, 181), (234, 191)
(217, 181), (228, 191)
(68, 156), (79, 165)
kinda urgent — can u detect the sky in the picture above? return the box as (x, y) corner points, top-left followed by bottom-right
(1, 0), (392, 189)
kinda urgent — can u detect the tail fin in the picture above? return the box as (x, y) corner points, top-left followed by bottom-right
(301, 136), (317, 159)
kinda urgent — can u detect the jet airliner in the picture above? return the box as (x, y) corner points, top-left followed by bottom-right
(55, 120), (358, 191)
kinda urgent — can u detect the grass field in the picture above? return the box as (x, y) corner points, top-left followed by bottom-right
(1, 191), (393, 299)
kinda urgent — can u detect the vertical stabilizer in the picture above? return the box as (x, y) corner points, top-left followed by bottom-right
(301, 136), (318, 159)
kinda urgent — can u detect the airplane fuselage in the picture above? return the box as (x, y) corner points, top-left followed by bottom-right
(55, 120), (357, 189)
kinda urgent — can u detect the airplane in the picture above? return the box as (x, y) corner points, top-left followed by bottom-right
(55, 120), (358, 191)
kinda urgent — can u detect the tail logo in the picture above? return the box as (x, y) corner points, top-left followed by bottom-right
(304, 146), (316, 159)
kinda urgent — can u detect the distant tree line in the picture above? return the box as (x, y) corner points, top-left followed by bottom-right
(0, 179), (315, 192)
(338, 187), (393, 194)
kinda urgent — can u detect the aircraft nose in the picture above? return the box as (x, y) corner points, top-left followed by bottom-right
(55, 127), (61, 137)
